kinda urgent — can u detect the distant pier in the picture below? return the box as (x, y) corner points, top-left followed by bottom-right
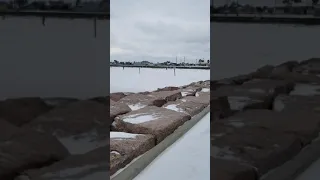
(0, 10), (109, 19)
(110, 64), (210, 70)
(211, 14), (320, 25)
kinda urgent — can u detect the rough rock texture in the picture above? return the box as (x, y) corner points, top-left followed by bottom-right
(24, 100), (109, 154)
(210, 59), (320, 180)
(19, 146), (108, 180)
(113, 106), (191, 143)
(0, 118), (19, 141)
(294, 58), (320, 75)
(183, 93), (210, 106)
(273, 95), (320, 113)
(110, 100), (131, 125)
(211, 158), (258, 180)
(0, 128), (69, 180)
(155, 86), (180, 92)
(89, 96), (109, 105)
(212, 124), (301, 175)
(110, 132), (155, 175)
(179, 86), (202, 97)
(118, 93), (167, 110)
(149, 90), (182, 101)
(210, 96), (232, 120)
(110, 92), (127, 102)
(0, 97), (51, 126)
(162, 99), (206, 116)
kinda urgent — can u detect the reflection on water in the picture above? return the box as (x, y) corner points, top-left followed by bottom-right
(211, 23), (320, 79)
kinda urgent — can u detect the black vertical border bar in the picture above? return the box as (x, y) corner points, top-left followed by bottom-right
(106, 0), (111, 178)
(210, 2), (214, 179)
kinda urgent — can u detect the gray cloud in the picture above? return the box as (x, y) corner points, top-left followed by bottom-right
(110, 0), (210, 63)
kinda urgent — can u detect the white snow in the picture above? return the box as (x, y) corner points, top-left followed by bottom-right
(111, 67), (209, 93)
(164, 104), (186, 113)
(290, 83), (320, 96)
(133, 113), (210, 180)
(227, 120), (245, 128)
(201, 88), (210, 92)
(181, 92), (190, 97)
(111, 151), (121, 155)
(128, 103), (146, 111)
(57, 130), (108, 155)
(122, 113), (160, 124)
(110, 132), (139, 139)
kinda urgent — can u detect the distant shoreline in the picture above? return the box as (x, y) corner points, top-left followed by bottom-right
(110, 65), (210, 70)
(0, 10), (109, 19)
(211, 14), (320, 25)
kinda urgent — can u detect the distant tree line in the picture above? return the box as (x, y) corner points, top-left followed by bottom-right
(0, 0), (109, 12)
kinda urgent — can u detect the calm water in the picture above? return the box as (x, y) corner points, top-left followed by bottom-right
(211, 23), (320, 79)
(0, 17), (109, 99)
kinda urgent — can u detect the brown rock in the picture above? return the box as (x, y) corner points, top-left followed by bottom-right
(188, 80), (210, 88)
(294, 58), (320, 74)
(211, 158), (257, 180)
(212, 126), (301, 175)
(241, 79), (294, 95)
(250, 65), (275, 79)
(20, 146), (108, 180)
(179, 86), (202, 97)
(110, 100), (131, 124)
(110, 92), (127, 102)
(0, 129), (69, 180)
(210, 96), (232, 120)
(270, 72), (320, 84)
(0, 118), (19, 141)
(273, 95), (320, 113)
(155, 86), (180, 92)
(88, 96), (109, 105)
(182, 94), (210, 107)
(110, 132), (155, 175)
(213, 74), (253, 87)
(211, 86), (273, 111)
(113, 106), (191, 143)
(162, 99), (206, 116)
(118, 94), (167, 110)
(25, 100), (109, 154)
(0, 97), (51, 126)
(149, 90), (182, 101)
(219, 110), (320, 145)
(272, 61), (299, 75)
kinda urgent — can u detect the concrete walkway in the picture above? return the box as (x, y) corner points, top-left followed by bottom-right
(133, 113), (210, 180)
(296, 158), (320, 180)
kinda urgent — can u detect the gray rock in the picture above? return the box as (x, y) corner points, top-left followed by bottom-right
(113, 106), (191, 143)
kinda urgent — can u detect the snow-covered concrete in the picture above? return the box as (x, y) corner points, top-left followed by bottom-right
(133, 113), (210, 180)
(295, 158), (320, 180)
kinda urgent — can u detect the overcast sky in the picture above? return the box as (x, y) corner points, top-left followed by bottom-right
(110, 0), (210, 63)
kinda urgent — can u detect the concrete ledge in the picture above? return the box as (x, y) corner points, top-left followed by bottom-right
(261, 138), (320, 180)
(111, 105), (210, 180)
